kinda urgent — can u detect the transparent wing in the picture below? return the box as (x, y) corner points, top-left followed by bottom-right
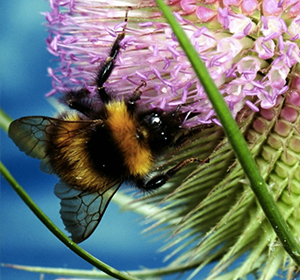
(9, 116), (119, 242)
(8, 116), (103, 175)
(8, 116), (53, 159)
(54, 180), (122, 243)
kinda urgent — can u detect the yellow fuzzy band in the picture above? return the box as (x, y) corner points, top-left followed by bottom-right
(106, 100), (153, 177)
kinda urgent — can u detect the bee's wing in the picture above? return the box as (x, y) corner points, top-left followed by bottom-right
(8, 116), (53, 159)
(8, 116), (102, 175)
(9, 116), (120, 241)
(54, 180), (122, 243)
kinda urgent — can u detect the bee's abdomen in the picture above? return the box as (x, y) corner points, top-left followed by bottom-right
(105, 100), (154, 178)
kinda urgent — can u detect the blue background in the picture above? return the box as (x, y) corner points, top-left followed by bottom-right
(0, 1), (287, 280)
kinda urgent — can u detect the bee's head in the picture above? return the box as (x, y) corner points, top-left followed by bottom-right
(137, 107), (190, 155)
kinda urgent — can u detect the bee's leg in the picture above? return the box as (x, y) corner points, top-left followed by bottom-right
(97, 11), (129, 103)
(129, 80), (146, 102)
(174, 123), (215, 148)
(61, 88), (98, 118)
(143, 158), (207, 191)
(126, 80), (147, 112)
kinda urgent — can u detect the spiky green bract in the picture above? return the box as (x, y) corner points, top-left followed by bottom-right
(131, 89), (300, 279)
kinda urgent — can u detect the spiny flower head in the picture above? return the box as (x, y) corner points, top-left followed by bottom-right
(45, 0), (300, 279)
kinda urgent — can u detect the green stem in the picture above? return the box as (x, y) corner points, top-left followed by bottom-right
(154, 0), (300, 264)
(3, 261), (201, 278)
(0, 108), (12, 132)
(0, 161), (138, 280)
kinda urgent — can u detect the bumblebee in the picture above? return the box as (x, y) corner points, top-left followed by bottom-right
(8, 14), (211, 243)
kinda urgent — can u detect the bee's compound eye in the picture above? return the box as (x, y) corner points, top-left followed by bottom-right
(150, 108), (164, 126)
(151, 116), (161, 125)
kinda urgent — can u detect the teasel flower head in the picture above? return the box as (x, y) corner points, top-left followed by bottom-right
(45, 0), (300, 279)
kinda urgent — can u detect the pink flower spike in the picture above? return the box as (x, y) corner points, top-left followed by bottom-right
(48, 67), (62, 84)
(245, 100), (259, 111)
(252, 80), (264, 89)
(180, 0), (197, 13)
(139, 22), (154, 27)
(135, 71), (148, 80)
(286, 1), (300, 17)
(173, 12), (184, 22)
(167, 45), (180, 57)
(105, 26), (117, 38)
(279, 86), (289, 95)
(196, 7), (217, 22)
(278, 35), (285, 51)
(254, 38), (275, 59)
(241, 0), (259, 15)
(45, 88), (56, 98)
(44, 0), (299, 131)
(263, 0), (282, 16)
(218, 7), (230, 29)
